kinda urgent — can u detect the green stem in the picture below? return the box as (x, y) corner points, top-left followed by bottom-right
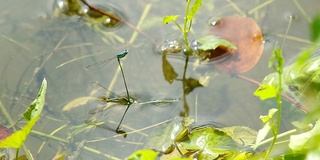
(183, 0), (192, 54)
(264, 64), (283, 159)
(15, 148), (19, 160)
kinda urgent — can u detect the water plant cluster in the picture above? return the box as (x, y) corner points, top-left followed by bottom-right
(1, 0), (320, 160)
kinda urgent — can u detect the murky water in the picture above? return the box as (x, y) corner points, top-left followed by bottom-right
(0, 0), (319, 159)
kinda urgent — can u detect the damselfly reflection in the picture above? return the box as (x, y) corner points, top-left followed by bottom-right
(89, 81), (180, 135)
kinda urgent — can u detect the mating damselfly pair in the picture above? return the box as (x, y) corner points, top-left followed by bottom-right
(86, 49), (179, 136)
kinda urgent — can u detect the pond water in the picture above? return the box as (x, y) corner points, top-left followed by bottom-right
(0, 0), (319, 159)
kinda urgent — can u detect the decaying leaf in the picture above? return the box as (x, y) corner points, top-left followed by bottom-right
(209, 15), (264, 74)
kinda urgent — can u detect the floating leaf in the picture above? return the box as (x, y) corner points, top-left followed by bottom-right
(162, 15), (180, 24)
(217, 126), (258, 146)
(162, 53), (178, 83)
(180, 127), (238, 159)
(127, 149), (159, 160)
(254, 84), (278, 100)
(186, 0), (202, 21)
(210, 15), (264, 74)
(197, 35), (237, 51)
(0, 79), (47, 148)
(145, 118), (185, 154)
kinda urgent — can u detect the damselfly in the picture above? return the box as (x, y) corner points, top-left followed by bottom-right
(86, 49), (131, 134)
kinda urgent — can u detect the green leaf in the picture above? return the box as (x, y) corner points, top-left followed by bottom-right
(186, 0), (202, 21)
(145, 118), (185, 154)
(162, 53), (178, 83)
(0, 115), (39, 149)
(23, 78), (47, 121)
(0, 79), (47, 148)
(196, 36), (237, 51)
(127, 149), (159, 160)
(311, 13), (320, 42)
(289, 119), (320, 151)
(261, 108), (278, 123)
(254, 108), (278, 148)
(217, 126), (258, 146)
(254, 84), (278, 100)
(180, 127), (238, 159)
(269, 47), (284, 72)
(162, 15), (180, 24)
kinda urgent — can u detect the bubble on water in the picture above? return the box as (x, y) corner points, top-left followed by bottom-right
(159, 38), (184, 54)
(207, 16), (222, 27)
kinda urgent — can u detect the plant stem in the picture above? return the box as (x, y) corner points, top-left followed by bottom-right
(264, 53), (283, 159)
(15, 148), (19, 160)
(181, 55), (190, 117)
(183, 0), (192, 54)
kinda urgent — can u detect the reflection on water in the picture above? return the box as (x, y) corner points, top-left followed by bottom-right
(0, 0), (319, 159)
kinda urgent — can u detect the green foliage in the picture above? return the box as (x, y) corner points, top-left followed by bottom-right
(289, 119), (320, 153)
(0, 79), (47, 149)
(310, 13), (320, 42)
(269, 48), (284, 73)
(254, 108), (278, 149)
(179, 127), (238, 159)
(196, 36), (237, 51)
(217, 126), (258, 146)
(254, 84), (278, 100)
(186, 0), (202, 21)
(162, 15), (180, 24)
(126, 149), (159, 160)
(144, 118), (187, 154)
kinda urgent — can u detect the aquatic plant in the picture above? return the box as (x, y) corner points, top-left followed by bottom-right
(0, 79), (47, 159)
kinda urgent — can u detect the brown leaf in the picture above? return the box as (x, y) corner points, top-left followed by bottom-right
(210, 15), (264, 74)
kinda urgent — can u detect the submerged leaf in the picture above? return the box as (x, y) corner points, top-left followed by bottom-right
(63, 96), (97, 111)
(196, 35), (237, 51)
(183, 77), (203, 95)
(162, 15), (180, 24)
(162, 53), (178, 83)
